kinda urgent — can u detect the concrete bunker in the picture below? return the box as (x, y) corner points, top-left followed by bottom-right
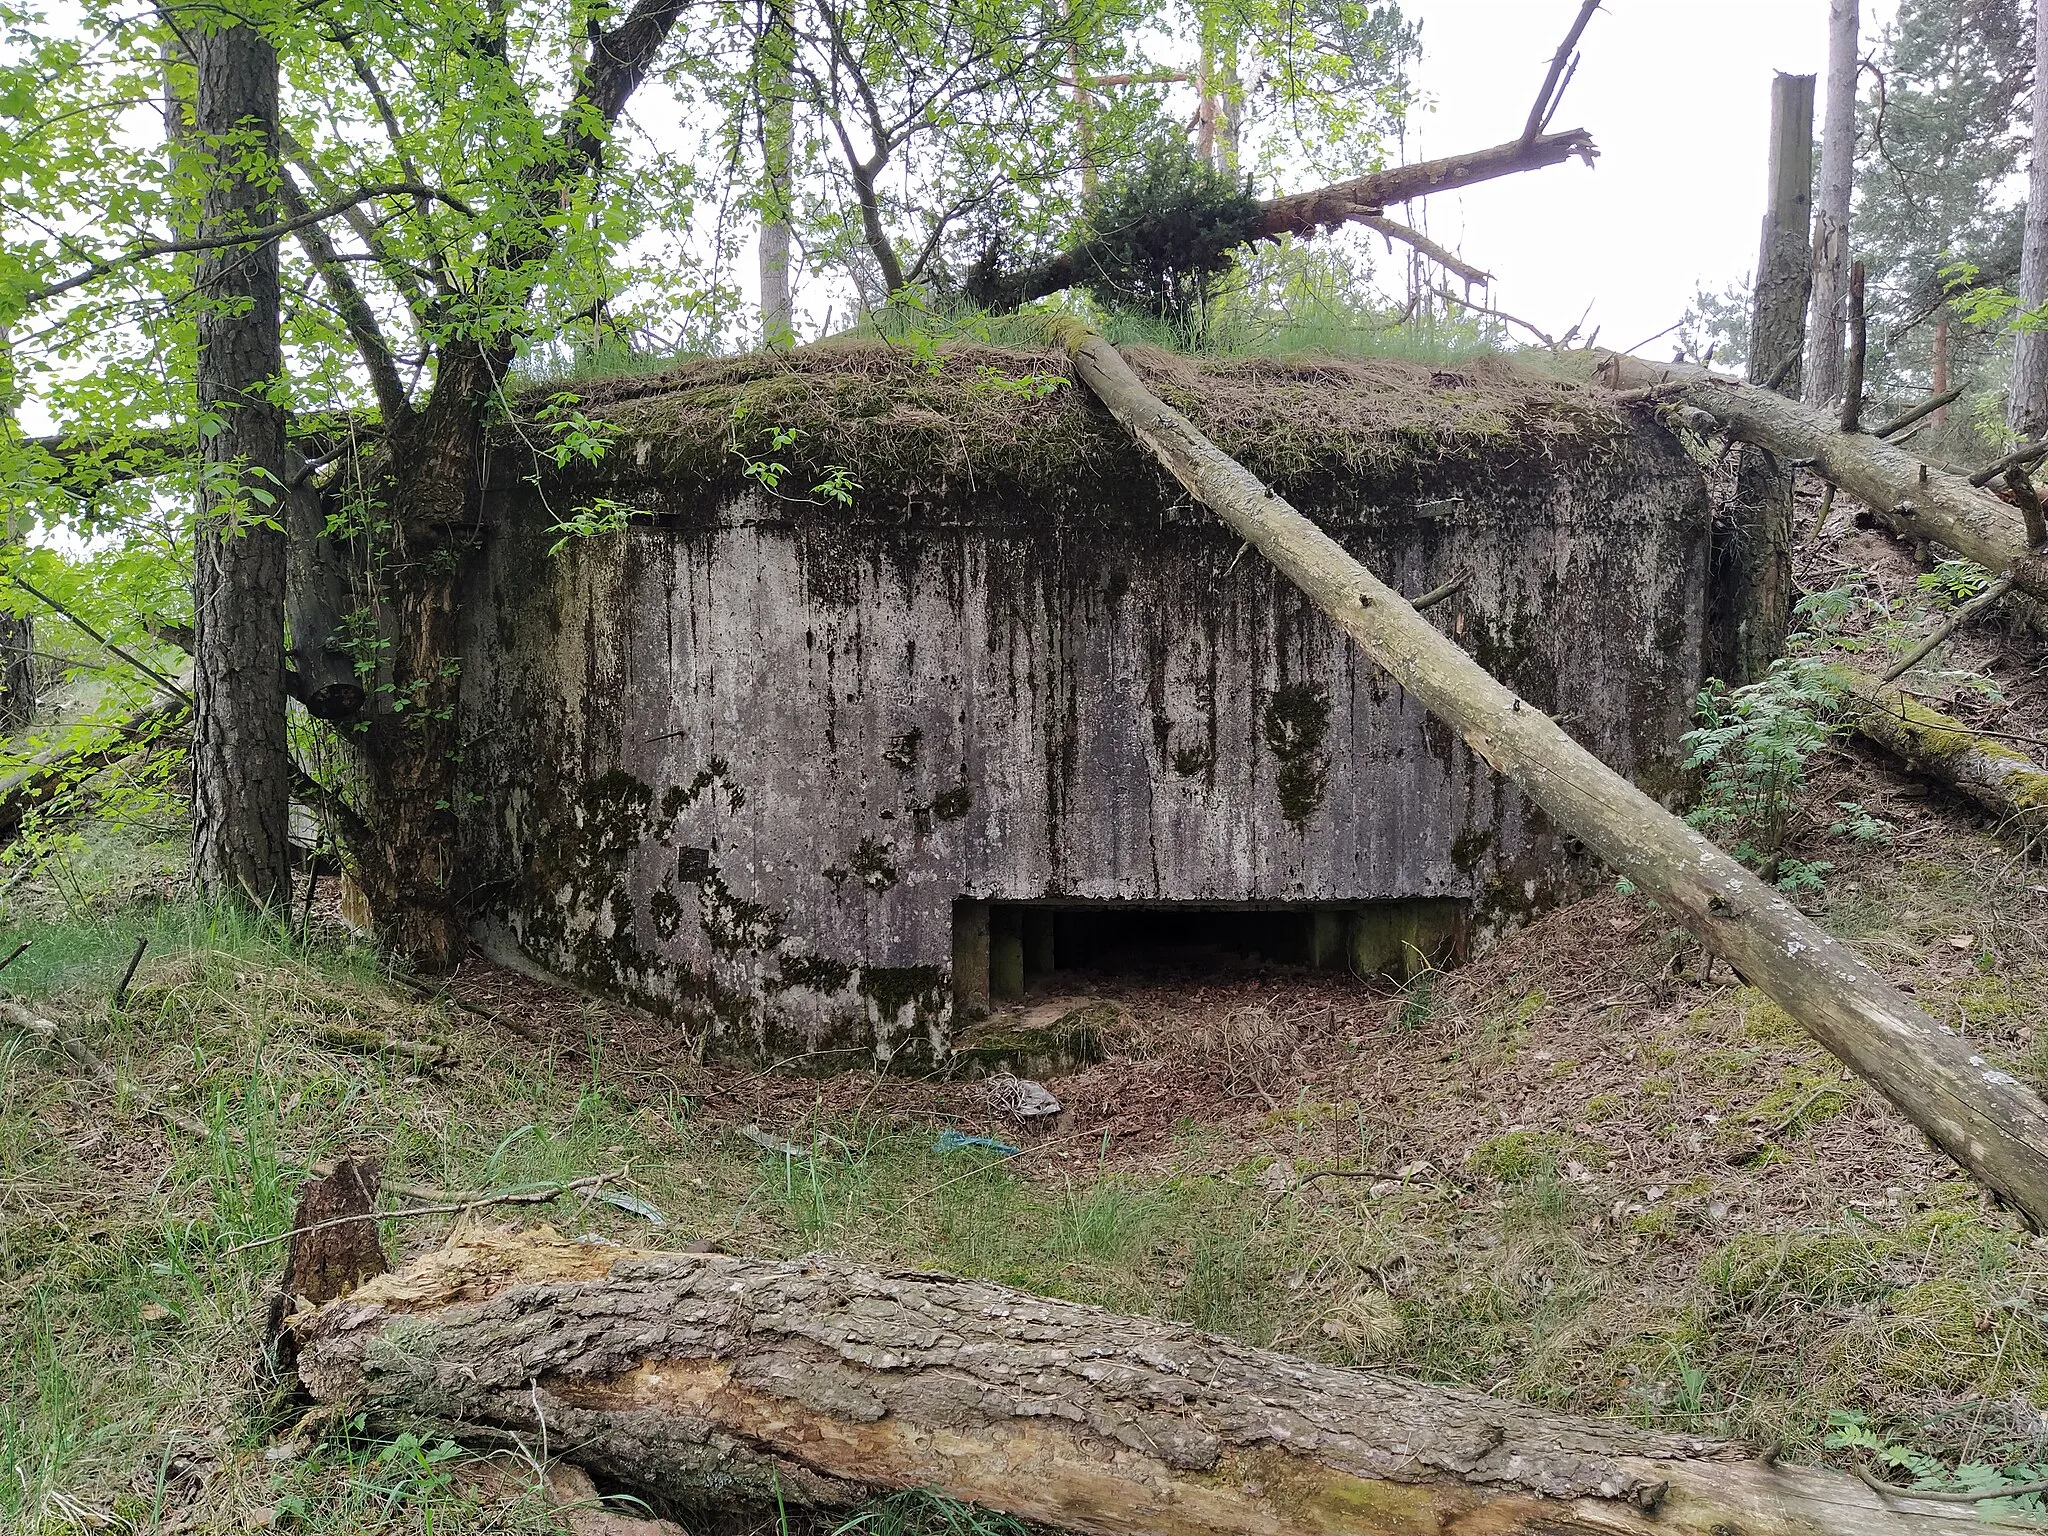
(456, 343), (1712, 1064)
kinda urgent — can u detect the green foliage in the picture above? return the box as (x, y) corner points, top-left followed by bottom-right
(835, 1489), (1032, 1536)
(1828, 1412), (2048, 1516)
(1682, 660), (1847, 887)
(1074, 143), (1264, 328)
(1853, 0), (2031, 415)
(1914, 558), (1993, 609)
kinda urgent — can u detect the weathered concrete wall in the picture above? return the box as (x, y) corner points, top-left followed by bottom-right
(455, 350), (1709, 1062)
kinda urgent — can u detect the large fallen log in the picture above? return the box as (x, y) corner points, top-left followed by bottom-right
(980, 130), (1596, 310)
(1826, 666), (2048, 840)
(1595, 355), (2048, 606)
(1043, 319), (2048, 1228)
(0, 696), (190, 840)
(295, 1225), (2012, 1536)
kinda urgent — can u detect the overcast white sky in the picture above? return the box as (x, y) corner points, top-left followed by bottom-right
(1379, 0), (1899, 354)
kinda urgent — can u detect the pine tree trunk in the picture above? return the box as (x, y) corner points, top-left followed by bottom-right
(2011, 10), (2048, 439)
(1805, 0), (1858, 409)
(1717, 73), (1812, 684)
(190, 14), (291, 907)
(758, 0), (796, 349)
(1931, 306), (1950, 427)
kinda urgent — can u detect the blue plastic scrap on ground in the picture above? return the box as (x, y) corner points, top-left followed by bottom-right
(933, 1129), (1023, 1157)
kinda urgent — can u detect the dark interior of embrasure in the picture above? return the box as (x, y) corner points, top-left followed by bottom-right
(949, 897), (1465, 1017)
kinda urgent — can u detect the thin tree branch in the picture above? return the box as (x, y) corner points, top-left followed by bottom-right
(1362, 215), (1491, 286)
(17, 184), (477, 307)
(277, 171), (411, 423)
(1522, 0), (1601, 145)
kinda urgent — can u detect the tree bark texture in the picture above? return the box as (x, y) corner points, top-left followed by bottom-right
(758, 0), (796, 349)
(982, 130), (1595, 310)
(191, 16), (292, 908)
(1805, 2), (1858, 409)
(0, 331), (34, 730)
(1828, 666), (2048, 838)
(1044, 318), (2048, 1230)
(283, 465), (365, 720)
(2011, 7), (2048, 440)
(1717, 73), (1812, 685)
(294, 1227), (2022, 1536)
(1598, 356), (2048, 607)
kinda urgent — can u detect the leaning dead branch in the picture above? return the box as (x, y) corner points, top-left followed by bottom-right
(982, 129), (1596, 308)
(1049, 317), (2048, 1229)
(1361, 215), (1491, 286)
(1880, 574), (2015, 683)
(1596, 355), (2048, 607)
(0, 694), (189, 841)
(292, 1224), (2021, 1536)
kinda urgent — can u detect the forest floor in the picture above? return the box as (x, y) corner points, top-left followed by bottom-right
(4, 475), (2048, 1535)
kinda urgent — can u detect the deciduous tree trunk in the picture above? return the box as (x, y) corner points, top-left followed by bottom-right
(292, 1227), (2020, 1536)
(0, 331), (35, 731)
(1719, 73), (1812, 683)
(191, 12), (292, 907)
(758, 0), (796, 349)
(2011, 7), (2048, 440)
(1050, 317), (2048, 1229)
(1806, 0), (1858, 409)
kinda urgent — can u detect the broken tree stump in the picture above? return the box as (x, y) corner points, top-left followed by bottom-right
(292, 1225), (2020, 1536)
(1047, 318), (2048, 1230)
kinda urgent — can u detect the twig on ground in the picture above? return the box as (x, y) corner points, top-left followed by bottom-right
(1857, 1462), (2048, 1504)
(1880, 574), (2015, 683)
(0, 939), (31, 972)
(218, 1171), (628, 1259)
(0, 996), (211, 1140)
(112, 935), (148, 1008)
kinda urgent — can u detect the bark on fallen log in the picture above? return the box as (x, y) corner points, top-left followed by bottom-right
(1827, 666), (2048, 839)
(982, 130), (1594, 310)
(1595, 355), (2048, 606)
(1046, 320), (2048, 1229)
(294, 1226), (2015, 1536)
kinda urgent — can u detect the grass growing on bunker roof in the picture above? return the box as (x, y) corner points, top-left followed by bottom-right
(506, 338), (1634, 513)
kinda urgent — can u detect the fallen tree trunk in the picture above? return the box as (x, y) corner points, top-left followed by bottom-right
(0, 696), (190, 840)
(1596, 355), (2048, 606)
(982, 130), (1595, 310)
(295, 1226), (2012, 1536)
(1827, 666), (2048, 840)
(1047, 320), (2048, 1228)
